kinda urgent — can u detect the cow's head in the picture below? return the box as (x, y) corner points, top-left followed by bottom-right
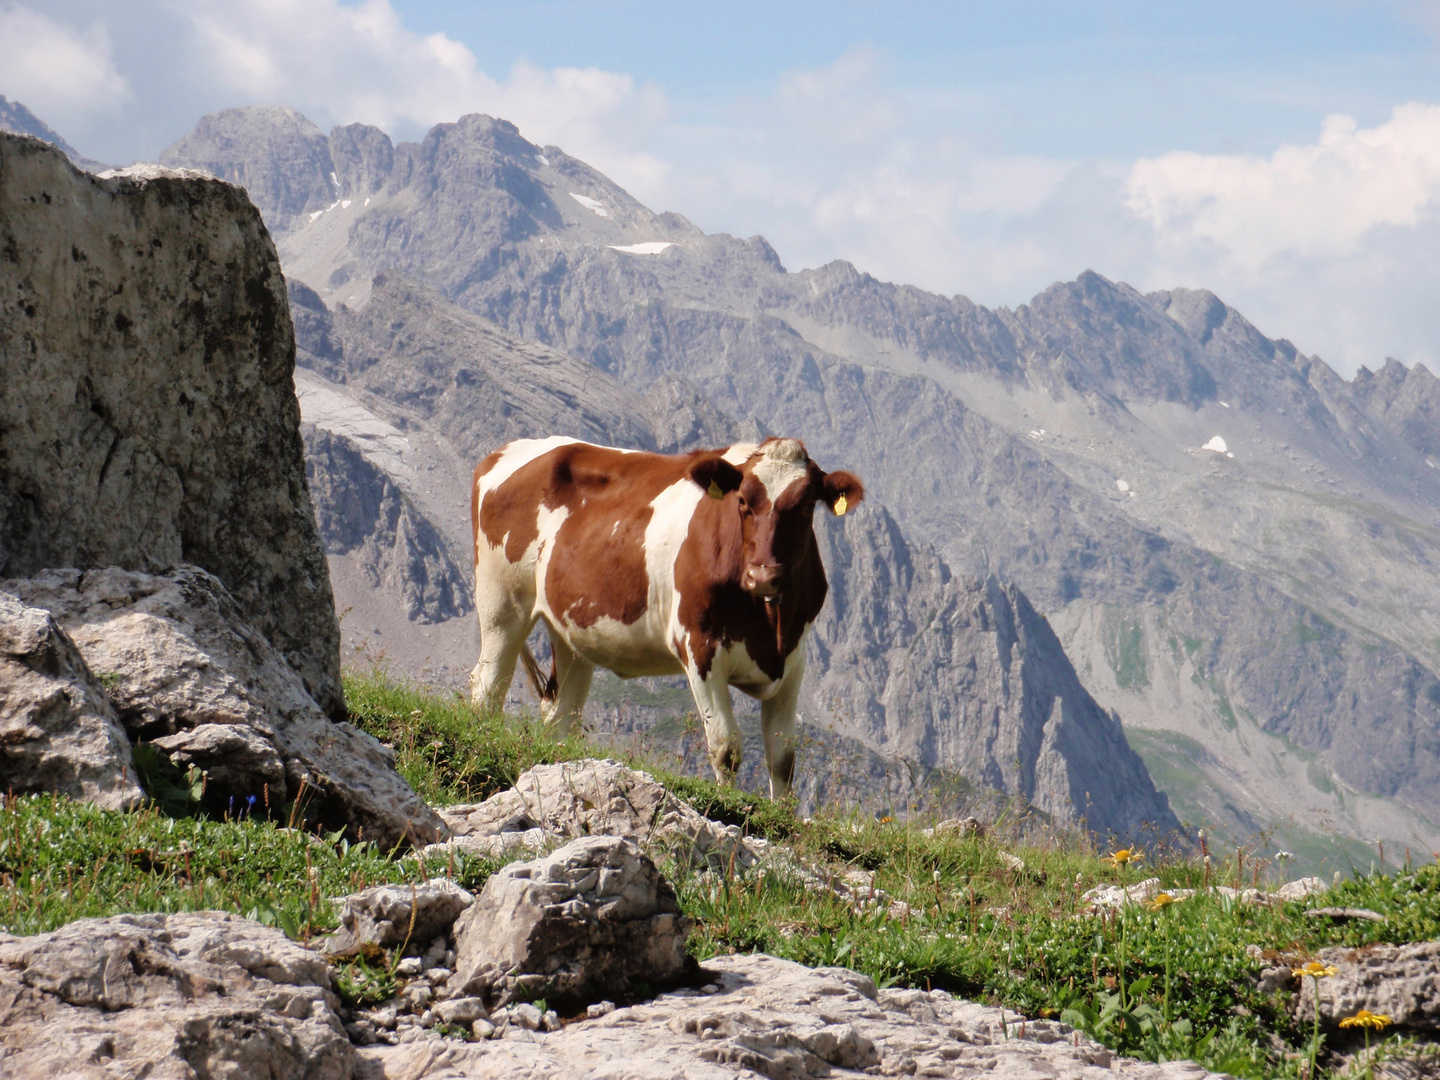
(689, 438), (864, 601)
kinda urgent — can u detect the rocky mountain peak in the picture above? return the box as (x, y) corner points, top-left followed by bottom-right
(0, 95), (108, 173)
(159, 105), (335, 231)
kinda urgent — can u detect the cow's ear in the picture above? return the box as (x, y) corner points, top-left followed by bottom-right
(689, 455), (744, 499)
(821, 470), (864, 516)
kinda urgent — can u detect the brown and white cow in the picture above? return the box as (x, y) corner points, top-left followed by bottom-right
(469, 436), (863, 798)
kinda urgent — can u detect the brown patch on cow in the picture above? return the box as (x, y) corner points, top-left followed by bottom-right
(472, 450), (505, 566)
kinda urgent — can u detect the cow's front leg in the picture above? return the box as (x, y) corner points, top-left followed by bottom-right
(543, 633), (595, 735)
(760, 657), (803, 800)
(685, 666), (743, 786)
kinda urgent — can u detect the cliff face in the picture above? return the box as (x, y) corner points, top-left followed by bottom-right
(0, 133), (342, 718)
(808, 507), (1177, 839)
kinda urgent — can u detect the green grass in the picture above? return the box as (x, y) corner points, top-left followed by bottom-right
(5, 667), (1438, 1077)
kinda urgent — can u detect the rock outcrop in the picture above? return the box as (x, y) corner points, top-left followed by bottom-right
(0, 592), (143, 810)
(452, 836), (694, 1011)
(358, 953), (1231, 1080)
(0, 131), (342, 718)
(3, 565), (444, 849)
(0, 912), (353, 1080)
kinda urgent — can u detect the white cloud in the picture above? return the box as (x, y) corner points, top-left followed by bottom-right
(0, 5), (128, 119)
(1128, 104), (1440, 268)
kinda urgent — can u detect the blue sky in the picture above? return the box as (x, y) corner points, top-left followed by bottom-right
(5, 1), (1440, 373)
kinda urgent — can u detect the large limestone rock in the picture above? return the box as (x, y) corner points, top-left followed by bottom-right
(0, 911), (353, 1080)
(432, 759), (761, 872)
(0, 132), (342, 718)
(359, 952), (1231, 1079)
(452, 836), (693, 1010)
(0, 592), (143, 810)
(4, 565), (445, 849)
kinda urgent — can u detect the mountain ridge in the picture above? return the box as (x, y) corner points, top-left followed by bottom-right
(153, 105), (1440, 861)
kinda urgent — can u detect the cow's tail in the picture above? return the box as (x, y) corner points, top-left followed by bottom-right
(519, 644), (558, 708)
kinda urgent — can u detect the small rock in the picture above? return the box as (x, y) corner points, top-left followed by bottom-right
(425, 967), (451, 983)
(511, 1003), (544, 1031)
(1257, 966), (1295, 994)
(472, 1018), (496, 1040)
(587, 1000), (617, 1018)
(325, 879), (473, 956)
(395, 957), (424, 977)
(1274, 876), (1327, 901)
(542, 1009), (561, 1032)
(997, 851), (1025, 872)
(434, 997), (488, 1026)
(345, 1018), (378, 1045)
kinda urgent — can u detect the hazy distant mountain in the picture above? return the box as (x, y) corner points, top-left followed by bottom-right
(161, 107), (1440, 861)
(0, 97), (108, 173)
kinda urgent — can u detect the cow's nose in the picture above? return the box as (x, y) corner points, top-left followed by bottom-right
(742, 564), (782, 597)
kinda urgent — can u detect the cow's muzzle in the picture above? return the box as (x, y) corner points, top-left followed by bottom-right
(742, 563), (784, 600)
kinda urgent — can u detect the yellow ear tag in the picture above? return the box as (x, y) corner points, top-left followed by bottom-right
(833, 494), (848, 516)
(708, 480), (724, 500)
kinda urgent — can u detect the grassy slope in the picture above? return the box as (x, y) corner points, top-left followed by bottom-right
(3, 669), (1439, 1078)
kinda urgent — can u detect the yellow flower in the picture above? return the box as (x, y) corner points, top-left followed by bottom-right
(1338, 1009), (1391, 1031)
(1108, 848), (1142, 868)
(1147, 892), (1177, 911)
(1292, 960), (1339, 979)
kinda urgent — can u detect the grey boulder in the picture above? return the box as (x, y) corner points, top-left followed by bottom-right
(452, 836), (693, 1009)
(3, 565), (445, 849)
(0, 911), (352, 1079)
(0, 591), (143, 810)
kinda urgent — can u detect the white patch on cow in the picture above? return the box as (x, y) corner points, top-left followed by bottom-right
(722, 442), (758, 466)
(752, 439), (809, 504)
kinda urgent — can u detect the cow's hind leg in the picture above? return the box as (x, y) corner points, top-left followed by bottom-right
(685, 667), (743, 786)
(542, 632), (595, 735)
